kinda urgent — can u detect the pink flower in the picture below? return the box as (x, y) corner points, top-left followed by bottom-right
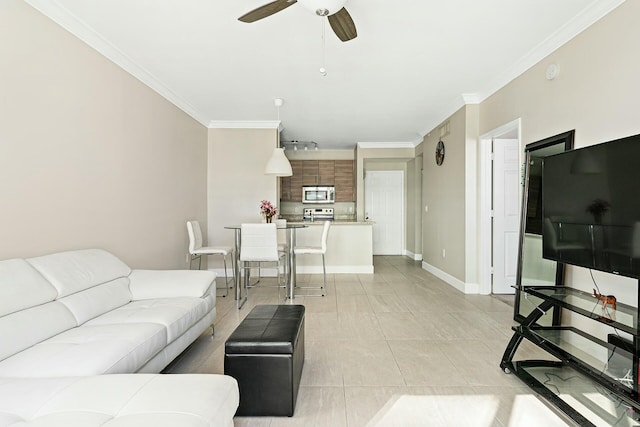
(260, 200), (278, 216)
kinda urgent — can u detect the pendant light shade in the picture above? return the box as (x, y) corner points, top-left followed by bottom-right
(265, 148), (292, 176)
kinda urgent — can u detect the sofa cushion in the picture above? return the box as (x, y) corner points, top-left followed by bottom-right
(0, 323), (166, 377)
(0, 302), (76, 362)
(0, 374), (239, 427)
(128, 269), (215, 300)
(0, 259), (57, 317)
(87, 296), (213, 344)
(58, 278), (132, 325)
(27, 249), (132, 298)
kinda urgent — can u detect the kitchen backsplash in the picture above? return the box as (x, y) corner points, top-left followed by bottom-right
(279, 201), (356, 220)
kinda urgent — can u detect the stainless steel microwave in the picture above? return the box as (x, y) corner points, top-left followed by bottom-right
(302, 186), (335, 204)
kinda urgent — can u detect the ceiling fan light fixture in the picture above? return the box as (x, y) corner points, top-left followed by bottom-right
(299, 0), (347, 16)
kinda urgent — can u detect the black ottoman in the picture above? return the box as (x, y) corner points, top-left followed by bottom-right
(224, 304), (305, 417)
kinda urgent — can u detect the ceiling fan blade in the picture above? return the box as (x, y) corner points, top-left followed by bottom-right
(238, 0), (297, 23)
(327, 7), (357, 42)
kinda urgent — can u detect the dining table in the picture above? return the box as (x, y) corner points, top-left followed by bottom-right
(224, 223), (308, 309)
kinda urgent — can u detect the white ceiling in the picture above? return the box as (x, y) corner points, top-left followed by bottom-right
(26, 0), (624, 149)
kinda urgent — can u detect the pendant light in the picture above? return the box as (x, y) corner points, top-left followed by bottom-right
(265, 148), (292, 176)
(264, 98), (292, 176)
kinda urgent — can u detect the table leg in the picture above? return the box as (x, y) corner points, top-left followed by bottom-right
(238, 263), (248, 310)
(233, 229), (241, 301)
(288, 228), (297, 299)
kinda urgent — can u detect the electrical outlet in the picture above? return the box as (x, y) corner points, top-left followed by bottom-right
(442, 249), (446, 258)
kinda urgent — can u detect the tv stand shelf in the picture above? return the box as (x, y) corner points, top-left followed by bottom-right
(501, 285), (640, 426)
(521, 286), (638, 334)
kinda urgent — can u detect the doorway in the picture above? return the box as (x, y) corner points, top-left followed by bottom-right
(364, 170), (404, 255)
(479, 119), (522, 295)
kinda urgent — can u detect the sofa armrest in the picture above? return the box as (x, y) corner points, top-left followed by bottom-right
(128, 269), (217, 300)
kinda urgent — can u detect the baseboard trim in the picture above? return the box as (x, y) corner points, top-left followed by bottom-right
(403, 250), (423, 261)
(421, 262), (480, 294)
(296, 265), (374, 274)
(209, 265), (374, 276)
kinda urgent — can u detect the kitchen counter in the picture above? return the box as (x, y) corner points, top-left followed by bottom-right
(283, 220), (373, 274)
(286, 219), (374, 225)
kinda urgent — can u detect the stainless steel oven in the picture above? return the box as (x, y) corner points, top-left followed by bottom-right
(302, 186), (335, 204)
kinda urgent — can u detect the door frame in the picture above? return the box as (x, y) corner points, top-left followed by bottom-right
(364, 170), (405, 255)
(479, 118), (522, 295)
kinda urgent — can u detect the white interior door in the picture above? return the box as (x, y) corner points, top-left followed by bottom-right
(365, 171), (403, 255)
(492, 139), (520, 294)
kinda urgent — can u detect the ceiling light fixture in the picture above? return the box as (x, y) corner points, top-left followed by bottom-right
(265, 148), (292, 176)
(299, 0), (347, 17)
(265, 98), (292, 176)
(281, 140), (319, 151)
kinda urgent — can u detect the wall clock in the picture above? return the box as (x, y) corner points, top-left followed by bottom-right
(435, 140), (445, 166)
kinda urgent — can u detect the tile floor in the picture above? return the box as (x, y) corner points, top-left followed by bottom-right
(166, 256), (569, 426)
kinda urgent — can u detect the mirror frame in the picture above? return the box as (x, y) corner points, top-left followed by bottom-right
(513, 130), (575, 324)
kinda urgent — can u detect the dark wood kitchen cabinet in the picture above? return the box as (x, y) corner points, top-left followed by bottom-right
(302, 161), (319, 185)
(318, 160), (335, 185)
(280, 159), (354, 202)
(280, 160), (303, 202)
(334, 160), (355, 202)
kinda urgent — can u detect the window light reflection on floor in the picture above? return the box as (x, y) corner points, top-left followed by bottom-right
(366, 394), (570, 427)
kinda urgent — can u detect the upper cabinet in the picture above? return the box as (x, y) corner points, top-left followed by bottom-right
(318, 160), (335, 185)
(281, 160), (303, 202)
(280, 159), (355, 202)
(302, 161), (319, 185)
(334, 160), (354, 202)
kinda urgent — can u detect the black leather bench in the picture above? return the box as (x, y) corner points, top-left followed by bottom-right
(224, 304), (305, 416)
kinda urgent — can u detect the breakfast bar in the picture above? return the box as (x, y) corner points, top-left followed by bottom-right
(286, 220), (374, 275)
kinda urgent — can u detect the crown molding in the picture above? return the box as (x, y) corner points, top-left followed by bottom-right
(357, 141), (419, 149)
(208, 120), (282, 130)
(24, 0), (210, 126)
(476, 0), (625, 102)
(461, 93), (480, 105)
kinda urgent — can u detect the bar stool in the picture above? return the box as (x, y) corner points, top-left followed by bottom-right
(293, 220), (330, 297)
(187, 220), (233, 297)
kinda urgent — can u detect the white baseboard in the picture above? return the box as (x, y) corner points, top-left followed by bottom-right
(421, 261), (480, 294)
(209, 265), (374, 277)
(403, 250), (423, 261)
(296, 265), (374, 274)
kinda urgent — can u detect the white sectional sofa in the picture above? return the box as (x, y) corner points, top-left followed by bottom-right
(0, 249), (239, 426)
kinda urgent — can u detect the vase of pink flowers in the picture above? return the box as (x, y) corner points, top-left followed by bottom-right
(260, 200), (278, 223)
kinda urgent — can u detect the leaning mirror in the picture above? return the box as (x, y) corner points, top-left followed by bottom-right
(514, 130), (575, 324)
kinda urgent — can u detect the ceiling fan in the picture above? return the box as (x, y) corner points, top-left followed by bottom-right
(238, 0), (357, 42)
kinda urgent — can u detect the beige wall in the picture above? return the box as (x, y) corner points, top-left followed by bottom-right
(207, 128), (278, 271)
(421, 107), (468, 281)
(420, 1), (639, 294)
(478, 0), (640, 301)
(480, 1), (638, 148)
(0, 1), (208, 268)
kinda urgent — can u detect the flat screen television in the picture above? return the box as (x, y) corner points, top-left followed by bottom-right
(542, 133), (640, 279)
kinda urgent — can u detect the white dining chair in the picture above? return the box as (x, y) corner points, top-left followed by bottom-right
(187, 220), (233, 297)
(240, 223), (287, 302)
(293, 220), (330, 297)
